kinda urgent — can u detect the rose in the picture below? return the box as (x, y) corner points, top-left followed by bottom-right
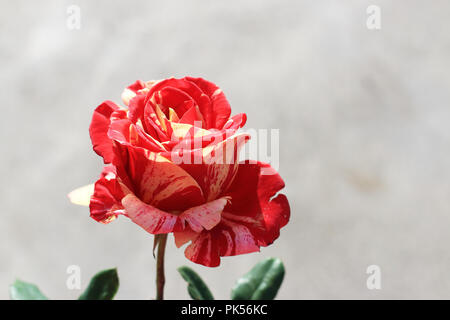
(87, 77), (290, 267)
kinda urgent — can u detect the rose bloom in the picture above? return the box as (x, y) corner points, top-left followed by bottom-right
(87, 77), (290, 267)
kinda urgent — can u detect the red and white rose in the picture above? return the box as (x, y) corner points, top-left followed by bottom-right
(74, 77), (290, 267)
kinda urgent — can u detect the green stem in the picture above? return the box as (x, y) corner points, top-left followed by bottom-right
(155, 234), (168, 300)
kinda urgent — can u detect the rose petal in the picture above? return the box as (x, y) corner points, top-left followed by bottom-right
(145, 78), (212, 126)
(89, 101), (123, 164)
(180, 161), (290, 267)
(180, 196), (229, 232)
(222, 113), (247, 131)
(108, 118), (167, 153)
(89, 166), (127, 224)
(122, 195), (229, 235)
(68, 184), (94, 206)
(113, 145), (205, 212)
(122, 193), (181, 234)
(224, 161), (290, 246)
(185, 77), (231, 129)
(175, 133), (251, 201)
(174, 229), (198, 248)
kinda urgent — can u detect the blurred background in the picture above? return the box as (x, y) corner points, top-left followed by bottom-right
(1, 0), (450, 299)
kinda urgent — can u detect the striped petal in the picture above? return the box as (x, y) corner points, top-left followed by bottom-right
(122, 194), (229, 235)
(121, 193), (181, 234)
(108, 118), (166, 153)
(178, 161), (290, 267)
(223, 161), (290, 246)
(113, 144), (205, 212)
(121, 80), (146, 106)
(89, 166), (127, 224)
(89, 101), (124, 164)
(175, 133), (251, 202)
(222, 113), (247, 131)
(182, 219), (260, 267)
(179, 196), (229, 232)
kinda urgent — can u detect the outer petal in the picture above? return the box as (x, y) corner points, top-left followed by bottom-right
(121, 80), (152, 106)
(179, 161), (290, 267)
(89, 166), (126, 223)
(183, 232), (219, 267)
(223, 161), (290, 246)
(127, 80), (147, 93)
(183, 220), (260, 267)
(122, 193), (229, 235)
(128, 93), (145, 124)
(179, 196), (229, 232)
(174, 228), (198, 248)
(121, 193), (181, 234)
(68, 184), (94, 206)
(89, 101), (123, 164)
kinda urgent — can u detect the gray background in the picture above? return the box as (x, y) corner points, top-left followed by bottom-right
(1, 0), (450, 299)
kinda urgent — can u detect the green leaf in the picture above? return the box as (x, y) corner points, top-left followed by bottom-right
(9, 279), (48, 300)
(78, 268), (119, 300)
(177, 266), (214, 300)
(231, 257), (285, 300)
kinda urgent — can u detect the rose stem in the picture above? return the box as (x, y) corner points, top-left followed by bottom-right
(156, 233), (168, 300)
